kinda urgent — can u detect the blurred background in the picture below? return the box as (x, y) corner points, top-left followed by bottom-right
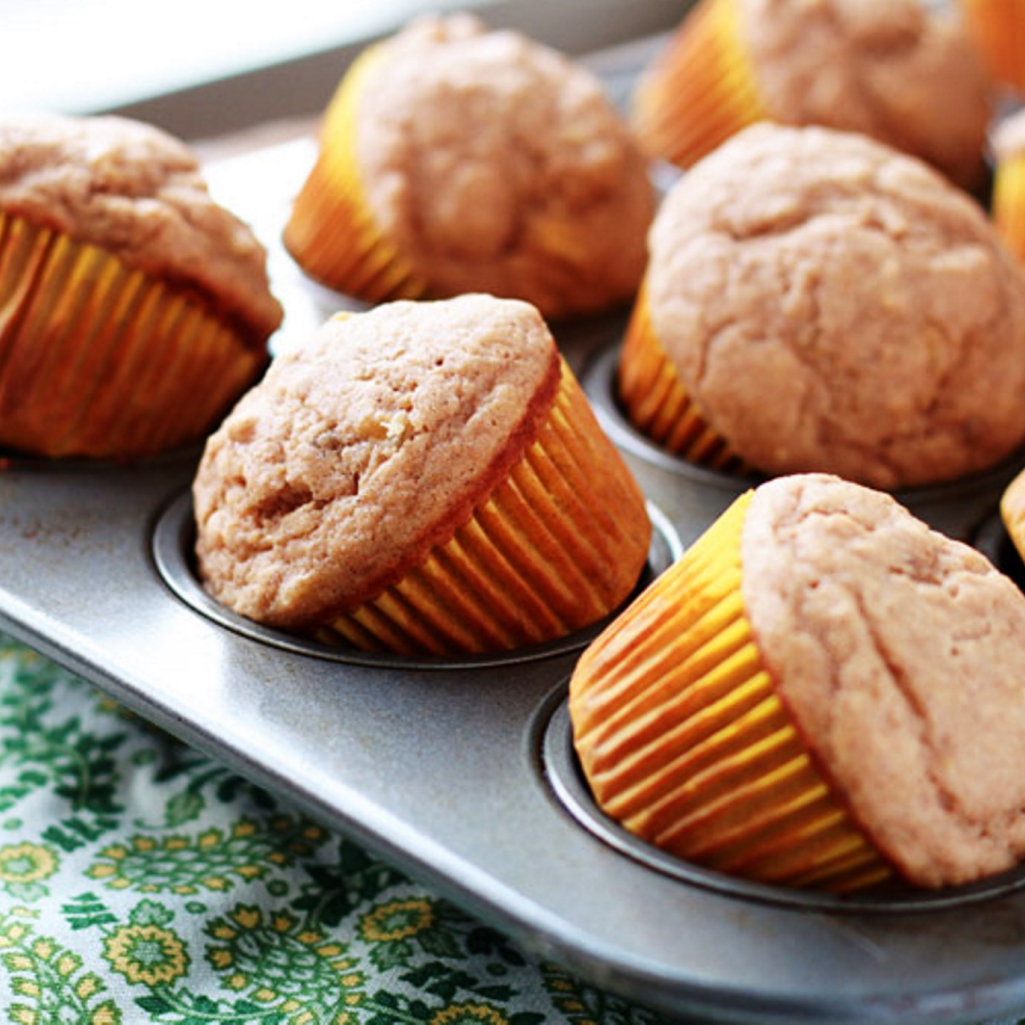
(1, 0), (683, 138)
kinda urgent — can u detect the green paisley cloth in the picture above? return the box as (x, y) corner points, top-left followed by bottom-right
(0, 632), (680, 1025)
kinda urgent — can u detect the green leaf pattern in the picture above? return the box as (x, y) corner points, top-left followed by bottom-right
(0, 635), (673, 1024)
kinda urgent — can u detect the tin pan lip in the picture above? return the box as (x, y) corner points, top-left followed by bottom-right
(150, 489), (683, 672)
(540, 695), (1025, 916)
(581, 342), (1025, 505)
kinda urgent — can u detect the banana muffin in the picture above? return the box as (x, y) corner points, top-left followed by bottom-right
(283, 14), (654, 318)
(618, 122), (1025, 488)
(0, 113), (282, 458)
(633, 0), (993, 190)
(193, 294), (652, 656)
(571, 473), (1025, 891)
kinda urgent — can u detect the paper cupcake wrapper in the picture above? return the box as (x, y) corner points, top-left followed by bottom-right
(993, 153), (1025, 265)
(617, 285), (748, 473)
(632, 0), (767, 168)
(570, 491), (892, 893)
(320, 359), (652, 657)
(283, 46), (430, 303)
(0, 213), (265, 459)
(962, 0), (1025, 93)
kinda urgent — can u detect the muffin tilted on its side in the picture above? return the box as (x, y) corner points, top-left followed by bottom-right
(283, 14), (654, 319)
(193, 294), (652, 657)
(633, 0), (993, 190)
(570, 473), (1025, 892)
(0, 114), (283, 459)
(618, 122), (1025, 489)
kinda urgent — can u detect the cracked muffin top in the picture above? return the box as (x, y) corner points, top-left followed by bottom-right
(0, 113), (282, 343)
(192, 294), (560, 627)
(738, 0), (993, 190)
(645, 122), (1025, 488)
(352, 14), (654, 317)
(743, 473), (1025, 887)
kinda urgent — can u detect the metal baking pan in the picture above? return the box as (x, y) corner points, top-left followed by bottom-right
(6, 42), (1025, 1025)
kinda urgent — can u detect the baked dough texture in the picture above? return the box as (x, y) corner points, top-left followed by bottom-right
(0, 113), (282, 342)
(738, 0), (993, 190)
(646, 122), (1025, 488)
(193, 294), (561, 627)
(743, 474), (1025, 887)
(353, 14), (654, 317)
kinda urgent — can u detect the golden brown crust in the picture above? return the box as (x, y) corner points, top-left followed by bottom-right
(352, 15), (654, 317)
(646, 122), (1025, 488)
(193, 295), (561, 627)
(738, 0), (993, 189)
(742, 474), (1025, 887)
(0, 113), (282, 342)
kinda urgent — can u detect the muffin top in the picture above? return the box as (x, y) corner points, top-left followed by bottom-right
(351, 14), (654, 318)
(742, 473), (1025, 887)
(0, 113), (282, 342)
(645, 122), (1025, 488)
(993, 109), (1025, 161)
(739, 0), (992, 190)
(193, 294), (561, 626)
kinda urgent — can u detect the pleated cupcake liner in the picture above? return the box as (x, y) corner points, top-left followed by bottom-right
(962, 0), (1025, 94)
(0, 212), (265, 459)
(570, 491), (892, 893)
(993, 153), (1025, 265)
(283, 46), (430, 303)
(320, 359), (652, 657)
(617, 284), (749, 473)
(632, 0), (767, 168)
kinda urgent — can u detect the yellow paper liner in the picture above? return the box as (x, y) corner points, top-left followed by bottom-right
(632, 0), (767, 168)
(283, 45), (430, 303)
(0, 213), (265, 459)
(993, 154), (1025, 266)
(617, 285), (748, 473)
(318, 360), (652, 657)
(570, 491), (892, 893)
(962, 0), (1025, 94)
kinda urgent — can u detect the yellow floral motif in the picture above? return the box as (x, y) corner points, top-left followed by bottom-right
(429, 1003), (508, 1025)
(0, 843), (58, 884)
(103, 924), (189, 986)
(359, 898), (434, 942)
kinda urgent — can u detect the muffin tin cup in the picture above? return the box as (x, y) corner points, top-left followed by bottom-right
(324, 362), (654, 656)
(993, 153), (1025, 264)
(632, 0), (766, 169)
(0, 212), (264, 458)
(282, 45), (429, 302)
(570, 490), (892, 894)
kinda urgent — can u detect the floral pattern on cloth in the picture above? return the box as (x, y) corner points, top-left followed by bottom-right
(0, 634), (675, 1025)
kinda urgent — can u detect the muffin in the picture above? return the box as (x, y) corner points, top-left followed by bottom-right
(632, 0), (993, 191)
(618, 122), (1025, 489)
(992, 111), (1025, 265)
(570, 473), (1025, 892)
(0, 113), (282, 459)
(960, 0), (1025, 94)
(283, 14), (654, 319)
(193, 294), (652, 656)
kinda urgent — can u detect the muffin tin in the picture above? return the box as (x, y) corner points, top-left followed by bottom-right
(5, 45), (1025, 1025)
